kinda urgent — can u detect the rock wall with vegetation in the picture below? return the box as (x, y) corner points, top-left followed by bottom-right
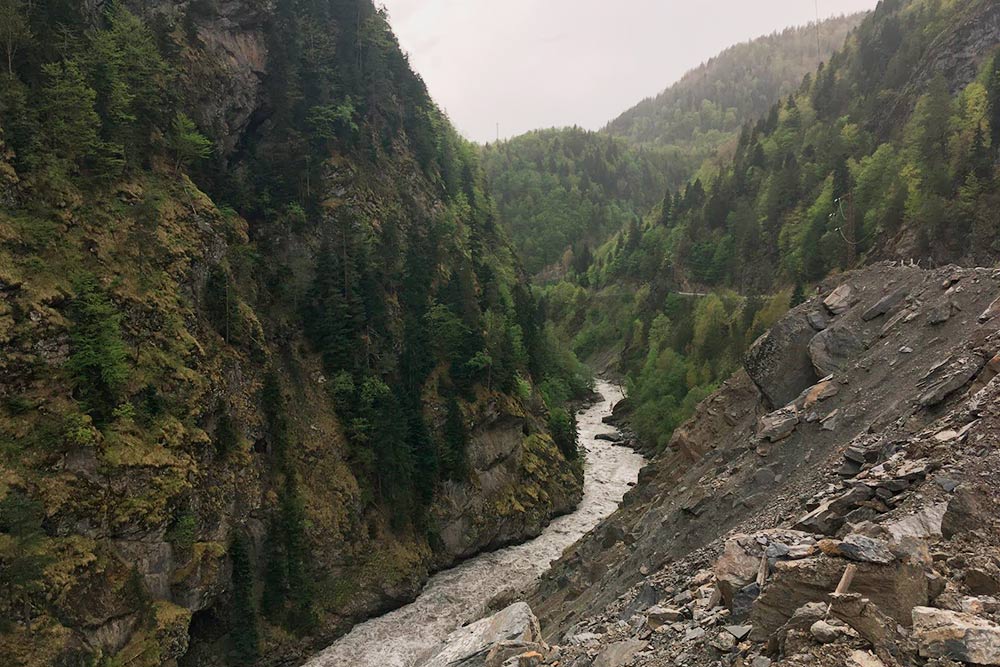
(0, 1), (589, 665)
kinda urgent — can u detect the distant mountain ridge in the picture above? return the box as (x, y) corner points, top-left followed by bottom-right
(605, 14), (866, 150)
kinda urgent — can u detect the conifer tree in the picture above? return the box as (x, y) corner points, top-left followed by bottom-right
(657, 190), (673, 227)
(791, 281), (806, 307)
(302, 242), (363, 375)
(67, 276), (129, 424)
(972, 126), (992, 180)
(168, 112), (211, 172)
(229, 533), (259, 664)
(39, 59), (103, 175)
(548, 408), (578, 460)
(441, 396), (468, 480)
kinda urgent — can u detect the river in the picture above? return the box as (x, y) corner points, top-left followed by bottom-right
(302, 380), (645, 667)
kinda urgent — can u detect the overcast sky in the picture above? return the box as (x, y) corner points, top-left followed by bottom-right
(379, 0), (880, 143)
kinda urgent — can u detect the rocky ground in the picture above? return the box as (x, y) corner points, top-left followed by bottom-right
(416, 263), (1000, 667)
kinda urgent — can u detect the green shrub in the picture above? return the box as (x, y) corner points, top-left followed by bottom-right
(166, 512), (197, 552)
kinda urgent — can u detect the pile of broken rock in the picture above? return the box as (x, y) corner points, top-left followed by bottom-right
(418, 267), (1000, 667)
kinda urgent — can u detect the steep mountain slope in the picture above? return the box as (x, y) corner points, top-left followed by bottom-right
(548, 0), (1000, 458)
(445, 262), (1000, 667)
(606, 14), (864, 150)
(0, 2), (588, 665)
(601, 0), (1000, 292)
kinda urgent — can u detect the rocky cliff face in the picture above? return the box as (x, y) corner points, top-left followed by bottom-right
(439, 263), (1000, 667)
(0, 1), (583, 665)
(880, 0), (1000, 136)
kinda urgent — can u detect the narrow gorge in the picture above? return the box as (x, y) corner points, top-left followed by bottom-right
(4, 1), (1000, 667)
(305, 381), (644, 667)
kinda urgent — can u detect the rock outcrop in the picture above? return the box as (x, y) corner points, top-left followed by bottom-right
(420, 603), (547, 667)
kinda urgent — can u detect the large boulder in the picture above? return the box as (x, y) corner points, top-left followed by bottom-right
(421, 603), (545, 667)
(714, 536), (764, 607)
(749, 558), (928, 639)
(808, 325), (864, 377)
(745, 311), (819, 409)
(824, 284), (856, 315)
(592, 640), (648, 667)
(912, 606), (1000, 664)
(943, 488), (994, 539)
(884, 503), (947, 543)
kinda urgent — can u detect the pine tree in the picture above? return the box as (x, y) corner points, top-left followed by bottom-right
(261, 371), (291, 466)
(360, 379), (415, 510)
(67, 275), (129, 424)
(971, 125), (992, 180)
(441, 396), (468, 480)
(229, 533), (259, 664)
(39, 59), (104, 175)
(302, 243), (362, 376)
(260, 475), (316, 633)
(168, 112), (211, 172)
(657, 190), (673, 227)
(548, 407), (578, 460)
(405, 398), (438, 507)
(791, 281), (806, 307)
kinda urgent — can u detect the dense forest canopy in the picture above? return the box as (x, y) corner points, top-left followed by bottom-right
(480, 129), (682, 276)
(605, 15), (865, 149)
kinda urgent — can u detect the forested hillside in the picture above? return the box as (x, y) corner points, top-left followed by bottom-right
(606, 14), (864, 151)
(545, 0), (1000, 452)
(483, 14), (864, 280)
(0, 1), (588, 665)
(480, 130), (679, 276)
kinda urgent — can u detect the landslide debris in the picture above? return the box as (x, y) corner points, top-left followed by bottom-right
(434, 263), (1000, 667)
